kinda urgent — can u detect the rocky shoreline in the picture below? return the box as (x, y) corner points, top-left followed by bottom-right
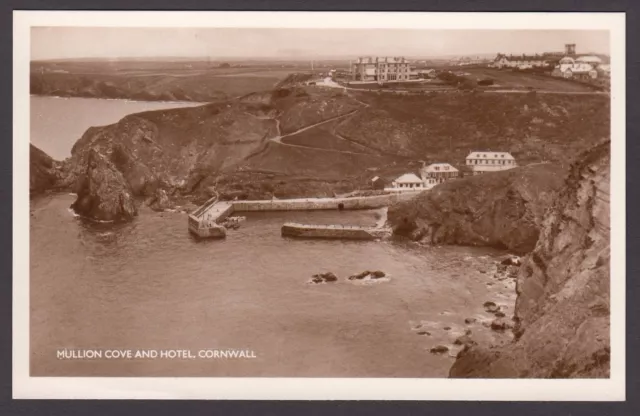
(449, 140), (610, 378)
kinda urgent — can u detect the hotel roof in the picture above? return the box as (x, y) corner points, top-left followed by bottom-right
(422, 163), (459, 173)
(394, 173), (424, 183)
(466, 151), (515, 160)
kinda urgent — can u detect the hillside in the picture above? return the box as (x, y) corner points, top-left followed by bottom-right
(33, 84), (610, 221)
(449, 141), (610, 378)
(341, 91), (610, 165)
(387, 163), (566, 254)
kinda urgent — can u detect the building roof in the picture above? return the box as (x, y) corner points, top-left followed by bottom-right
(576, 55), (603, 64)
(566, 63), (596, 74)
(466, 151), (515, 160)
(394, 173), (424, 184)
(495, 53), (548, 62)
(422, 163), (459, 173)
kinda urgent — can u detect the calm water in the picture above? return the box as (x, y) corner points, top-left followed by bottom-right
(30, 97), (516, 377)
(30, 96), (203, 160)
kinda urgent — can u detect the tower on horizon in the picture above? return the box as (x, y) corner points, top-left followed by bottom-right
(565, 43), (576, 55)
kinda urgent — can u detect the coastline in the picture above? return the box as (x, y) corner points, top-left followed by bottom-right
(30, 93), (209, 106)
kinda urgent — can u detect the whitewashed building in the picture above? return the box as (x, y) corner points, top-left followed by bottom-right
(421, 163), (459, 184)
(465, 151), (517, 175)
(386, 173), (432, 192)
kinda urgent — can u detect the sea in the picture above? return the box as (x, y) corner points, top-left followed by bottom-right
(29, 96), (516, 377)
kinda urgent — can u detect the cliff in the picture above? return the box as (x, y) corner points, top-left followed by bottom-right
(449, 140), (610, 378)
(30, 144), (59, 196)
(387, 163), (566, 254)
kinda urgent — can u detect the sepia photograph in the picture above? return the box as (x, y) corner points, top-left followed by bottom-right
(13, 11), (625, 400)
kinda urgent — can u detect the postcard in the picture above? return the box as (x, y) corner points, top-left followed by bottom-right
(14, 10), (625, 400)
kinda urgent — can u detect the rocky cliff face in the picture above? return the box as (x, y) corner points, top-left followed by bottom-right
(30, 144), (58, 195)
(449, 140), (610, 378)
(387, 163), (566, 254)
(71, 148), (137, 222)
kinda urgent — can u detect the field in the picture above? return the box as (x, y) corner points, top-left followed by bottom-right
(445, 67), (599, 92)
(30, 60), (325, 102)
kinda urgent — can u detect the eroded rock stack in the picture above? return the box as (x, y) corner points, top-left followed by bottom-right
(71, 148), (138, 222)
(449, 140), (610, 378)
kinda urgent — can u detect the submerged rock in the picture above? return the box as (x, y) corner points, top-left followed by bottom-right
(309, 272), (338, 284)
(500, 256), (522, 266)
(454, 334), (476, 347)
(430, 345), (449, 354)
(490, 319), (512, 332)
(483, 301), (500, 313)
(71, 148), (137, 222)
(348, 270), (386, 280)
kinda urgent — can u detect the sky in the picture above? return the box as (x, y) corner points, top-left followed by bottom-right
(31, 27), (610, 61)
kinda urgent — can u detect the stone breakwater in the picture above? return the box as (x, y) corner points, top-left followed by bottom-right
(189, 192), (420, 239)
(282, 223), (392, 240)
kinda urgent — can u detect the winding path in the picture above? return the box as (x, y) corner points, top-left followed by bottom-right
(243, 100), (382, 159)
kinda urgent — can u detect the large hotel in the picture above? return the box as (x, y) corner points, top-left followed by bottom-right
(352, 56), (411, 82)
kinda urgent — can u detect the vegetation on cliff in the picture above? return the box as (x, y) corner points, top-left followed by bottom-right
(340, 91), (610, 165)
(449, 141), (610, 378)
(387, 163), (566, 254)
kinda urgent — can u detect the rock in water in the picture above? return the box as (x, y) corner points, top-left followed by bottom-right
(348, 270), (371, 280)
(71, 148), (138, 222)
(149, 188), (173, 212)
(309, 272), (338, 284)
(450, 140), (611, 378)
(430, 345), (449, 354)
(483, 301), (500, 313)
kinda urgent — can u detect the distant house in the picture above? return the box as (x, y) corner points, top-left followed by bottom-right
(387, 173), (430, 191)
(465, 151), (517, 175)
(417, 69), (437, 79)
(370, 176), (386, 190)
(493, 53), (549, 69)
(420, 163), (459, 184)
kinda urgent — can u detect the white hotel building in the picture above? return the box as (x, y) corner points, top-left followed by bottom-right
(465, 151), (517, 175)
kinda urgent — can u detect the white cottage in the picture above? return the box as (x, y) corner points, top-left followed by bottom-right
(465, 151), (517, 175)
(386, 173), (430, 192)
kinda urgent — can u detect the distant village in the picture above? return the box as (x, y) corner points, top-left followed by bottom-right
(373, 151), (518, 193)
(329, 43), (609, 85)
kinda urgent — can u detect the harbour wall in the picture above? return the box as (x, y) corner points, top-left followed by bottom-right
(189, 191), (422, 239)
(230, 192), (421, 213)
(281, 223), (391, 240)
